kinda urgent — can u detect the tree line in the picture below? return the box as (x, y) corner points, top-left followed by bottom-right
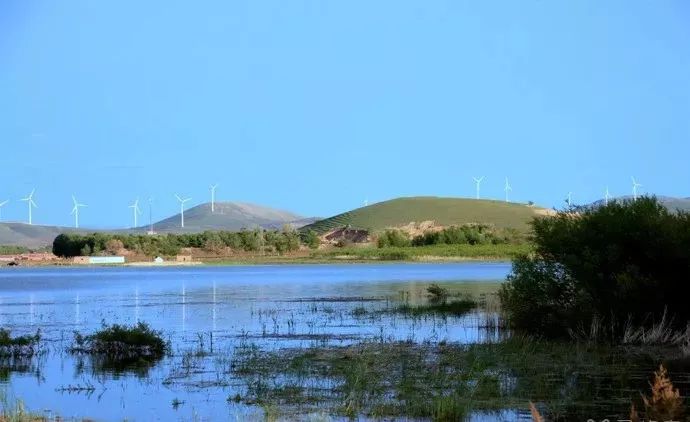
(376, 224), (525, 248)
(53, 228), (321, 257)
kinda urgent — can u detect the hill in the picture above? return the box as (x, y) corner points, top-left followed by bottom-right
(301, 197), (549, 234)
(0, 202), (313, 248)
(149, 202), (311, 232)
(0, 222), (81, 249)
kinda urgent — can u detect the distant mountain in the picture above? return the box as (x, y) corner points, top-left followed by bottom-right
(149, 202), (313, 232)
(589, 195), (690, 212)
(0, 202), (314, 248)
(0, 222), (81, 249)
(301, 196), (551, 234)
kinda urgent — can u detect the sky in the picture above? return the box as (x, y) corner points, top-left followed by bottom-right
(1, 1), (689, 228)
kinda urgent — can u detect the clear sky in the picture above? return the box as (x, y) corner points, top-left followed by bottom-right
(1, 1), (689, 228)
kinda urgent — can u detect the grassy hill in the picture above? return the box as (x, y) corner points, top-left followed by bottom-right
(301, 197), (548, 234)
(150, 201), (311, 232)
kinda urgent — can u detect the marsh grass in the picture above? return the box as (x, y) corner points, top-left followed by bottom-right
(0, 330), (41, 358)
(394, 299), (477, 317)
(229, 337), (683, 420)
(0, 391), (43, 422)
(70, 321), (168, 366)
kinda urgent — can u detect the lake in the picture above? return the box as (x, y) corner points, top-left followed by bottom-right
(0, 263), (510, 421)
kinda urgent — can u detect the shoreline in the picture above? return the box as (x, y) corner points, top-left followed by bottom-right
(0, 255), (514, 268)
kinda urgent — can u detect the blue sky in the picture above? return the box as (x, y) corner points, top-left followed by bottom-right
(1, 1), (689, 228)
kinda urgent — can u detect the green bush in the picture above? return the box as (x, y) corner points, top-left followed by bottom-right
(376, 230), (410, 248)
(499, 197), (690, 338)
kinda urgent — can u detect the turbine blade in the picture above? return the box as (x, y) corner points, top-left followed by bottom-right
(175, 194), (182, 202)
(30, 200), (37, 208)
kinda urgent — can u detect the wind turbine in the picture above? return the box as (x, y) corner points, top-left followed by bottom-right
(631, 177), (642, 201)
(566, 192), (573, 207)
(504, 177), (512, 202)
(0, 200), (8, 222)
(210, 184), (219, 213)
(20, 189), (37, 225)
(363, 199), (369, 207)
(604, 186), (611, 206)
(129, 198), (142, 228)
(472, 176), (484, 200)
(71, 195), (87, 228)
(175, 194), (192, 228)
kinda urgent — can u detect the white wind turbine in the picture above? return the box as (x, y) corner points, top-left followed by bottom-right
(631, 177), (642, 201)
(210, 184), (219, 213)
(129, 198), (142, 228)
(566, 192), (573, 207)
(472, 176), (484, 200)
(604, 186), (612, 206)
(175, 194), (192, 228)
(0, 200), (8, 222)
(71, 195), (87, 228)
(20, 189), (38, 225)
(504, 177), (512, 202)
(363, 199), (369, 207)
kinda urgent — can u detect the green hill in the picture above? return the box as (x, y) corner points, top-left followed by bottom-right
(302, 197), (549, 234)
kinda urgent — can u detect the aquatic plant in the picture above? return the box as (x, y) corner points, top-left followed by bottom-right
(426, 283), (449, 303)
(70, 321), (168, 360)
(0, 329), (41, 358)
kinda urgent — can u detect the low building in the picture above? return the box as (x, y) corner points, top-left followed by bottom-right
(154, 256), (164, 263)
(73, 256), (125, 265)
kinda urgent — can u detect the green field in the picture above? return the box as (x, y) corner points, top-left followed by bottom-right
(302, 196), (546, 234)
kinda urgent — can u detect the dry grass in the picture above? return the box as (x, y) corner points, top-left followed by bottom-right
(529, 401), (544, 422)
(639, 364), (685, 421)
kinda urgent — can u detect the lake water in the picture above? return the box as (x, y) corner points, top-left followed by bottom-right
(0, 263), (509, 421)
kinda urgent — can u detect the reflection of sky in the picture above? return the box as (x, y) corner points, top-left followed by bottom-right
(0, 263), (509, 421)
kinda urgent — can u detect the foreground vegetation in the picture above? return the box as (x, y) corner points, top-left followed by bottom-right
(500, 197), (690, 340)
(230, 336), (687, 420)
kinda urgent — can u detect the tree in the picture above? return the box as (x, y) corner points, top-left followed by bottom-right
(500, 197), (690, 338)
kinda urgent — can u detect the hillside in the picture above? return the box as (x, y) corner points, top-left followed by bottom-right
(0, 223), (81, 248)
(0, 202), (313, 248)
(301, 197), (549, 234)
(150, 202), (312, 232)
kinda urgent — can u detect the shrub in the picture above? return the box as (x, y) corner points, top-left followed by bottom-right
(500, 197), (690, 339)
(0, 329), (41, 357)
(376, 230), (410, 248)
(71, 322), (167, 360)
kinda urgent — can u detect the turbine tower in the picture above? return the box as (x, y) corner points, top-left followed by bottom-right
(604, 186), (611, 206)
(175, 194), (192, 228)
(0, 200), (8, 222)
(504, 177), (512, 202)
(566, 192), (573, 207)
(631, 177), (642, 201)
(20, 189), (37, 225)
(472, 176), (484, 200)
(129, 198), (142, 228)
(71, 195), (87, 228)
(210, 184), (219, 213)
(363, 199), (368, 207)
